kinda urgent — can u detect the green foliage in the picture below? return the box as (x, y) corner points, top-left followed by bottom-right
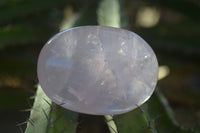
(47, 105), (78, 133)
(97, 0), (120, 28)
(105, 115), (118, 133)
(25, 85), (78, 133)
(139, 23), (200, 56)
(25, 85), (52, 133)
(0, 0), (68, 23)
(114, 106), (156, 133)
(146, 91), (193, 133)
(0, 26), (53, 49)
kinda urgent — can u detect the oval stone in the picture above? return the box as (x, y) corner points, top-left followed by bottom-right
(37, 26), (158, 115)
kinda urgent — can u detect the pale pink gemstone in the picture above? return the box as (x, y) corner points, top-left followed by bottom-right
(37, 26), (158, 115)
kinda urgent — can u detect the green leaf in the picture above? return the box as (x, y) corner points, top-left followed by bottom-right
(47, 105), (78, 133)
(105, 115), (118, 133)
(0, 0), (68, 23)
(25, 85), (79, 133)
(114, 107), (155, 133)
(146, 90), (195, 133)
(73, 1), (100, 27)
(97, 0), (121, 28)
(0, 26), (54, 49)
(25, 85), (52, 133)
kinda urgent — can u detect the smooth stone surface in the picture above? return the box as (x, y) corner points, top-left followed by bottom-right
(37, 26), (158, 115)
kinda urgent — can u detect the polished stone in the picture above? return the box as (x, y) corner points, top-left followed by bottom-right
(37, 26), (158, 115)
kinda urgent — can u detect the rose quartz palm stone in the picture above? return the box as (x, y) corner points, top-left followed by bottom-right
(37, 26), (158, 115)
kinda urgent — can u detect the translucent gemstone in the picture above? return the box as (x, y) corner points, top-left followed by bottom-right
(37, 26), (158, 115)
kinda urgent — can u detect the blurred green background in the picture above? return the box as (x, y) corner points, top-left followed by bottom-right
(0, 0), (200, 132)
